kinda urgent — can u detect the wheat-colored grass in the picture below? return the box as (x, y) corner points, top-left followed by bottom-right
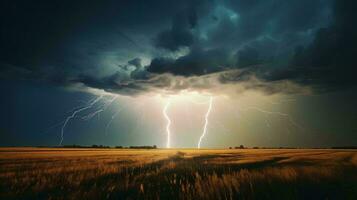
(0, 148), (356, 199)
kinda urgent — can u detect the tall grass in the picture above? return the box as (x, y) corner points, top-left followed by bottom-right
(0, 148), (356, 199)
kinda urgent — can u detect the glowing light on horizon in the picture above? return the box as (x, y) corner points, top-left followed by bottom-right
(53, 90), (301, 148)
(197, 96), (213, 148)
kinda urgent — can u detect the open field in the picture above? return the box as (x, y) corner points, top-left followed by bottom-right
(1, 148), (356, 199)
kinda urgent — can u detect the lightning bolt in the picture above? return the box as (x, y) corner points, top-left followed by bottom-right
(242, 106), (303, 130)
(81, 95), (118, 121)
(197, 96), (213, 149)
(130, 102), (148, 136)
(163, 100), (171, 148)
(59, 95), (103, 146)
(105, 107), (123, 135)
(214, 121), (232, 135)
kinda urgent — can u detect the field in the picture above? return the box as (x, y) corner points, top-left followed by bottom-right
(1, 148), (356, 199)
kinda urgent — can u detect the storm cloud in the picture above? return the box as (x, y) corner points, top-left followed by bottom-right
(1, 0), (356, 96)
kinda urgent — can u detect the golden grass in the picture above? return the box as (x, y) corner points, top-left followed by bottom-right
(0, 148), (356, 199)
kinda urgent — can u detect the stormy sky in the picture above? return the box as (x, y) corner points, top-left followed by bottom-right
(0, 0), (356, 147)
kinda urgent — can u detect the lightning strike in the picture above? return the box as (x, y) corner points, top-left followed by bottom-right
(214, 121), (232, 135)
(242, 106), (303, 130)
(130, 102), (148, 135)
(163, 100), (172, 148)
(106, 100), (147, 136)
(81, 95), (118, 121)
(105, 107), (123, 135)
(59, 95), (103, 145)
(197, 96), (213, 149)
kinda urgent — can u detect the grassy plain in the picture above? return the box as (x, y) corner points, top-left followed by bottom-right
(0, 148), (356, 199)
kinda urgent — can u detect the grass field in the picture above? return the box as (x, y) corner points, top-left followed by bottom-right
(1, 148), (356, 199)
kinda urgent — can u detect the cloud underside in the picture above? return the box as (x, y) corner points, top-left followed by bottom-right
(55, 68), (317, 96)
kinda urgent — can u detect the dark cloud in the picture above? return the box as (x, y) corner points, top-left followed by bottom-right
(236, 46), (261, 68)
(1, 0), (355, 95)
(77, 73), (146, 95)
(148, 47), (232, 76)
(266, 0), (357, 92)
(128, 58), (142, 68)
(154, 12), (195, 51)
(153, 0), (210, 51)
(154, 29), (194, 51)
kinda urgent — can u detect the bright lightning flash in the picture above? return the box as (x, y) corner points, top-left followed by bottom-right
(197, 96), (213, 148)
(163, 100), (172, 148)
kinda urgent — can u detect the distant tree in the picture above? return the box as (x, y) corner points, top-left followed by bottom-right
(129, 145), (157, 149)
(331, 146), (357, 149)
(229, 147), (232, 149)
(90, 145), (111, 148)
(240, 145), (244, 149)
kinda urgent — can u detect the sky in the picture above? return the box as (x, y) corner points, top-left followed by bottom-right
(0, 0), (356, 148)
